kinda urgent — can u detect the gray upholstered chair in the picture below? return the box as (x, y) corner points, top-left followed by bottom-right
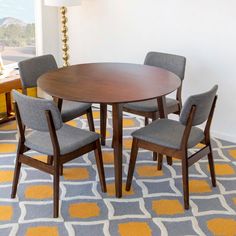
(18, 54), (94, 128)
(123, 51), (186, 121)
(122, 52), (186, 163)
(11, 90), (106, 218)
(126, 85), (218, 210)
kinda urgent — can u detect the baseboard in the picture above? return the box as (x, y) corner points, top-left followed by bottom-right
(211, 130), (236, 144)
(92, 104), (236, 144)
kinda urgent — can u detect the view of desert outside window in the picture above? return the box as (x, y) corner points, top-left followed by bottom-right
(0, 0), (35, 66)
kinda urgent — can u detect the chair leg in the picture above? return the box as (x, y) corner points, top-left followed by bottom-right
(87, 107), (95, 132)
(53, 156), (60, 218)
(208, 144), (216, 187)
(151, 115), (158, 161)
(11, 141), (24, 198)
(182, 157), (189, 210)
(126, 138), (139, 191)
(48, 156), (62, 176)
(144, 117), (149, 126)
(153, 153), (157, 161)
(100, 104), (107, 146)
(111, 135), (115, 148)
(94, 140), (107, 192)
(60, 165), (63, 176)
(157, 154), (163, 170)
(167, 156), (173, 165)
(152, 111), (173, 165)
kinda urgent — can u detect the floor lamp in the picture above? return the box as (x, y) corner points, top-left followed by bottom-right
(44, 0), (81, 67)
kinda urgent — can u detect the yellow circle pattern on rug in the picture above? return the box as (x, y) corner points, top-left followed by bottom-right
(0, 205), (13, 221)
(63, 167), (90, 181)
(106, 182), (134, 197)
(102, 151), (114, 164)
(118, 222), (152, 236)
(83, 111), (100, 119)
(69, 202), (100, 219)
(95, 129), (111, 138)
(25, 226), (59, 236)
(207, 218), (236, 236)
(66, 120), (77, 127)
(123, 118), (135, 127)
(228, 150), (236, 159)
(136, 165), (163, 177)
(32, 155), (48, 163)
(123, 139), (133, 149)
(0, 121), (17, 131)
(152, 199), (184, 215)
(0, 143), (17, 153)
(25, 185), (53, 199)
(0, 170), (14, 183)
(233, 198), (236, 205)
(189, 180), (212, 193)
(209, 163), (235, 175)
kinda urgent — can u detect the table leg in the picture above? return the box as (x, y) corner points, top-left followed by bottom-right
(6, 92), (13, 116)
(100, 104), (107, 146)
(112, 103), (123, 198)
(157, 96), (172, 165)
(157, 96), (167, 118)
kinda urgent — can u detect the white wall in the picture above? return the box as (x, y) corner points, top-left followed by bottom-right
(36, 0), (60, 97)
(36, 0), (60, 62)
(51, 0), (236, 142)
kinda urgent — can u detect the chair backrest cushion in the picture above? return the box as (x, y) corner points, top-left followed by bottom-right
(144, 51), (186, 80)
(13, 90), (63, 132)
(18, 54), (58, 89)
(179, 85), (218, 126)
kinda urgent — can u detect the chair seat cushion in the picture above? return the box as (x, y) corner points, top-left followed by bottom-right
(123, 98), (179, 113)
(61, 100), (92, 122)
(132, 119), (205, 149)
(25, 124), (99, 155)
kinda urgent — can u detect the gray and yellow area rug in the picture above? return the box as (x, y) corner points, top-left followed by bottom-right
(0, 110), (236, 236)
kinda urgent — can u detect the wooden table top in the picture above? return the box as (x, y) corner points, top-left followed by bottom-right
(38, 63), (181, 104)
(0, 73), (22, 94)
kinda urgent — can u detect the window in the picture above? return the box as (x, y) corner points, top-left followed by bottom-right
(0, 0), (35, 66)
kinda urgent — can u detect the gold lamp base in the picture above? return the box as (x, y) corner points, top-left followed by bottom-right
(60, 6), (69, 67)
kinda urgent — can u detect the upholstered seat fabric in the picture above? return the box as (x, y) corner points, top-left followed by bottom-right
(61, 100), (92, 122)
(123, 97), (179, 113)
(25, 124), (99, 155)
(132, 119), (204, 150)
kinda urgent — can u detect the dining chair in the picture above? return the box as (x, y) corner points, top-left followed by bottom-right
(18, 54), (95, 129)
(126, 85), (218, 210)
(11, 90), (106, 218)
(123, 52), (186, 120)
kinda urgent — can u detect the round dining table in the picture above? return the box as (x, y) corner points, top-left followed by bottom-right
(38, 62), (181, 198)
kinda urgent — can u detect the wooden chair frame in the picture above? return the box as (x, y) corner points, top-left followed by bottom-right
(126, 96), (217, 210)
(11, 102), (106, 218)
(23, 89), (95, 175)
(22, 89), (95, 132)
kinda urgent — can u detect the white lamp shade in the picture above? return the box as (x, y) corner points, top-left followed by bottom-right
(44, 0), (81, 7)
